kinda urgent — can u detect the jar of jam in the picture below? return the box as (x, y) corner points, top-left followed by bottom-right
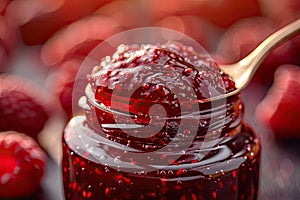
(62, 41), (260, 200)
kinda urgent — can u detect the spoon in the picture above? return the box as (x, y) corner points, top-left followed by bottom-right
(218, 18), (300, 99)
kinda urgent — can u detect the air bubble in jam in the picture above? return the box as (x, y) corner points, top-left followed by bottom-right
(62, 42), (260, 199)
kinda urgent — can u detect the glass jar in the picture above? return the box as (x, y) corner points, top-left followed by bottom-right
(62, 83), (260, 200)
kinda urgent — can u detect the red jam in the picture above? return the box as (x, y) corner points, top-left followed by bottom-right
(62, 42), (260, 200)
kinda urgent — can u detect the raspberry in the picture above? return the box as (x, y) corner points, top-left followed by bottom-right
(0, 14), (17, 71)
(0, 131), (47, 198)
(0, 74), (54, 140)
(46, 46), (105, 118)
(256, 64), (300, 139)
(46, 57), (83, 118)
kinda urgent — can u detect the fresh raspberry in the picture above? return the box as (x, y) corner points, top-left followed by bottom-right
(45, 38), (112, 118)
(0, 14), (17, 71)
(46, 56), (87, 118)
(256, 64), (300, 139)
(0, 74), (54, 141)
(0, 131), (47, 198)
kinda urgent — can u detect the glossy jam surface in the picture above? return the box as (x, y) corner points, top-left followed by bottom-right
(88, 42), (237, 149)
(63, 117), (260, 200)
(62, 42), (260, 199)
(90, 42), (235, 103)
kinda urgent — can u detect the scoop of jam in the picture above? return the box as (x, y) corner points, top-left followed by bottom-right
(90, 42), (235, 115)
(88, 42), (236, 150)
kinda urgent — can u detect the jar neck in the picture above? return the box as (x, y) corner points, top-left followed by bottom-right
(192, 94), (243, 148)
(80, 84), (243, 151)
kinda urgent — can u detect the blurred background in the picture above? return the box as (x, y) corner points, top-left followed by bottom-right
(1, 0), (300, 199)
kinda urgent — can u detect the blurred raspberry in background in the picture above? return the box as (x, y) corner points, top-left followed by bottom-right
(0, 2), (17, 71)
(256, 65), (300, 139)
(148, 0), (262, 29)
(6, 0), (112, 44)
(260, 0), (300, 25)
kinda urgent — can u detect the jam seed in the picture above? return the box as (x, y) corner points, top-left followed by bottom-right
(105, 187), (111, 196)
(161, 178), (167, 187)
(72, 182), (77, 190)
(124, 177), (131, 184)
(63, 167), (68, 173)
(232, 170), (237, 178)
(82, 190), (92, 198)
(95, 168), (102, 175)
(176, 169), (187, 176)
(218, 181), (224, 188)
(131, 161), (137, 165)
(191, 193), (197, 200)
(184, 67), (193, 75)
(80, 161), (86, 167)
(232, 184), (237, 192)
(115, 84), (122, 91)
(147, 192), (157, 198)
(212, 191), (217, 199)
(143, 84), (150, 89)
(115, 174), (123, 181)
(156, 85), (163, 92)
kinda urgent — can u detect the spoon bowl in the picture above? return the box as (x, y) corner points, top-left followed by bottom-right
(218, 18), (300, 99)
